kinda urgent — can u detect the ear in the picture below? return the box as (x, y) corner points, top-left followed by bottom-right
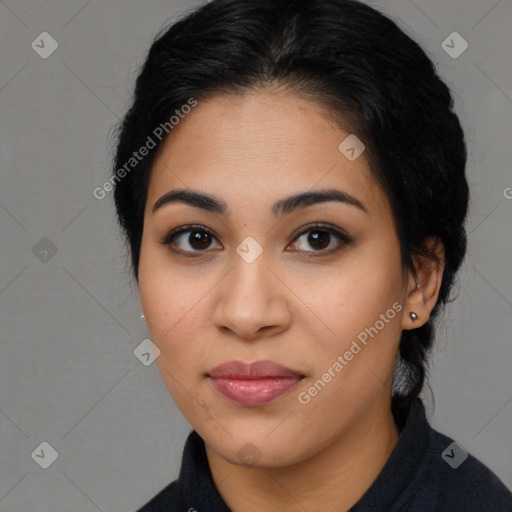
(402, 236), (445, 330)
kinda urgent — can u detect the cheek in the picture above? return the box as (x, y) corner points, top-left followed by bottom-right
(307, 252), (403, 343)
(298, 250), (404, 407)
(138, 248), (215, 376)
(139, 240), (187, 331)
(139, 249), (186, 354)
(140, 280), (198, 364)
(139, 261), (209, 413)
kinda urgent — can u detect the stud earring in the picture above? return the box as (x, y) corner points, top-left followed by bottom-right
(410, 312), (418, 321)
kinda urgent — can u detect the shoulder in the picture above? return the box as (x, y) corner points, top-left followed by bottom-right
(406, 427), (512, 512)
(134, 479), (182, 512)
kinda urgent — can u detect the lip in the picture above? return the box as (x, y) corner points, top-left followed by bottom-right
(207, 360), (305, 406)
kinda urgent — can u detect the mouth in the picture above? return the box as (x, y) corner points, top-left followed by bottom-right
(207, 360), (305, 407)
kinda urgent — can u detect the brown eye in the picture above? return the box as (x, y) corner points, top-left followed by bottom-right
(289, 224), (353, 255)
(185, 230), (214, 251)
(304, 230), (331, 250)
(161, 223), (352, 258)
(160, 225), (221, 256)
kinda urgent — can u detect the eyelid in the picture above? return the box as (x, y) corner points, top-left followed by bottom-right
(288, 223), (353, 256)
(159, 224), (217, 247)
(159, 222), (353, 257)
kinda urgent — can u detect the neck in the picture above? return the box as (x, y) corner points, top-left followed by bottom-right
(205, 390), (401, 512)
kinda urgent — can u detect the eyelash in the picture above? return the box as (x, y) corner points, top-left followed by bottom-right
(159, 223), (353, 258)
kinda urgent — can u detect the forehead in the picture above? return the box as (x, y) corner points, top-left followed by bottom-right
(146, 90), (388, 220)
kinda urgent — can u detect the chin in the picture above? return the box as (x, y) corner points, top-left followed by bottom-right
(200, 425), (314, 468)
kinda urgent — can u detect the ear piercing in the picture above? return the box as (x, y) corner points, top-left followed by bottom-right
(409, 282), (421, 321)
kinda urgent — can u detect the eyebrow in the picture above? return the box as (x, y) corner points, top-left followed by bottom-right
(152, 188), (367, 217)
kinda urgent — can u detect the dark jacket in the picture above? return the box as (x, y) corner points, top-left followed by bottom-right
(136, 398), (512, 511)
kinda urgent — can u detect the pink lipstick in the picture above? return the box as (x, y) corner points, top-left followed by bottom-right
(207, 360), (304, 406)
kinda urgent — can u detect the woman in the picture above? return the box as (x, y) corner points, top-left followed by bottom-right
(111, 0), (512, 510)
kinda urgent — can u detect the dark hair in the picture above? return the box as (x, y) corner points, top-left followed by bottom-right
(111, 0), (469, 429)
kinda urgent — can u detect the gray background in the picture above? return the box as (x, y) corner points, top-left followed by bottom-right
(0, 0), (511, 510)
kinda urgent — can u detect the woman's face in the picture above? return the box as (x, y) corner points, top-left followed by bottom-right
(138, 90), (411, 467)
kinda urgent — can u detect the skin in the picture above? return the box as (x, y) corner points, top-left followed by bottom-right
(138, 88), (444, 512)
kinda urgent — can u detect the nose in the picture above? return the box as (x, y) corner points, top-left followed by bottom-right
(211, 251), (292, 341)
